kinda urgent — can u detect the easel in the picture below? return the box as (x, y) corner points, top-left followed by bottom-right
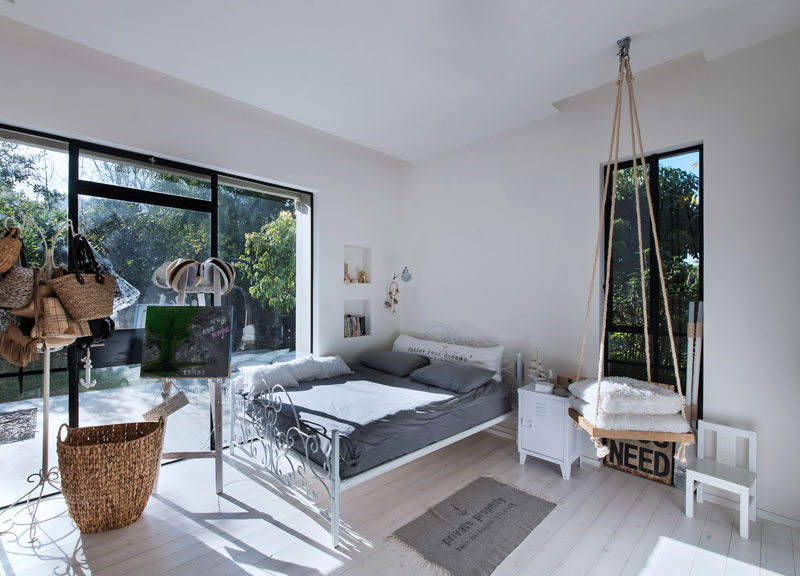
(154, 378), (223, 494)
(153, 263), (226, 494)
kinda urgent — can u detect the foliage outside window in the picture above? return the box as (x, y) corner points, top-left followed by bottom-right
(0, 126), (310, 403)
(0, 135), (69, 401)
(604, 147), (702, 386)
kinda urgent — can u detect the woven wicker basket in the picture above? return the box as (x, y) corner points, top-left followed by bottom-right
(57, 419), (164, 533)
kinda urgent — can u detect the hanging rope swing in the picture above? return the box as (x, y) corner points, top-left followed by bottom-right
(570, 37), (695, 460)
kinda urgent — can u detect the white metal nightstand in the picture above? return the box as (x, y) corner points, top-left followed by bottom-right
(518, 385), (580, 479)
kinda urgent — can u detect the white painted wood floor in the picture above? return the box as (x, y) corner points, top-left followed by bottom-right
(1, 432), (798, 576)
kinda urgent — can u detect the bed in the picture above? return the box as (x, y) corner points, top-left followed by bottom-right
(228, 328), (517, 548)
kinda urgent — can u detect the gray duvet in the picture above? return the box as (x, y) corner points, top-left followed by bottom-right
(248, 365), (511, 478)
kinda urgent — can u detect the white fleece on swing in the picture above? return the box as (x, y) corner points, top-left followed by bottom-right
(568, 376), (683, 415)
(569, 397), (691, 433)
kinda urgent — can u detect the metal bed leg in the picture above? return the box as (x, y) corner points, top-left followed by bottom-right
(331, 429), (340, 548)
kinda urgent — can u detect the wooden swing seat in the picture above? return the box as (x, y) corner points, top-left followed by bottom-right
(568, 408), (696, 444)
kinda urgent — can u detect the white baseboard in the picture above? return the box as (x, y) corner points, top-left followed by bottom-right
(580, 455), (603, 469)
(698, 492), (800, 530)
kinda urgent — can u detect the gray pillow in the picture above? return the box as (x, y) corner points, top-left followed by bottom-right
(361, 350), (430, 377)
(409, 361), (496, 394)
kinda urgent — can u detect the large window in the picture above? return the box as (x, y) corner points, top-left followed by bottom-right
(604, 146), (702, 389)
(0, 125), (312, 506)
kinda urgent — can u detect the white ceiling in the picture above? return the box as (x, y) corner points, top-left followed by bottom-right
(3, 1), (800, 163)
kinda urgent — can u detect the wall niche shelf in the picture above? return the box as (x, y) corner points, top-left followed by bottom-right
(344, 299), (371, 338)
(344, 245), (371, 285)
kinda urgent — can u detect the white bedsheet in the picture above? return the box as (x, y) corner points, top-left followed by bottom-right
(272, 379), (454, 437)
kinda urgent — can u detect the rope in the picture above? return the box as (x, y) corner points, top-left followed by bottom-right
(625, 68), (652, 383)
(594, 69), (625, 425)
(624, 58), (686, 417)
(577, 63), (625, 382)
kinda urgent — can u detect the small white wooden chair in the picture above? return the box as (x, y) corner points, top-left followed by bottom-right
(685, 420), (757, 538)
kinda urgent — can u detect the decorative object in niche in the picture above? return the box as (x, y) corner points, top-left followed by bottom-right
(344, 245), (371, 286)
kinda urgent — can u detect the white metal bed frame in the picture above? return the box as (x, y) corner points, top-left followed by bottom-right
(228, 325), (519, 548)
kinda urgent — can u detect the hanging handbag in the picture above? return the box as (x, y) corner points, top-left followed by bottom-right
(77, 317), (115, 348)
(49, 234), (116, 321)
(0, 324), (41, 367)
(0, 246), (34, 309)
(0, 266), (34, 309)
(16, 270), (86, 348)
(0, 226), (23, 274)
(32, 296), (92, 341)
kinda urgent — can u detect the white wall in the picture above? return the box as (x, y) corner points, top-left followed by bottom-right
(400, 31), (800, 522)
(0, 17), (407, 360)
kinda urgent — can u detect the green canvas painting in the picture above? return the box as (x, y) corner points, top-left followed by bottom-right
(141, 306), (233, 379)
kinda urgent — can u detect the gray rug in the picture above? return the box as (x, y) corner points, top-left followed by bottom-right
(391, 476), (556, 576)
(0, 408), (38, 445)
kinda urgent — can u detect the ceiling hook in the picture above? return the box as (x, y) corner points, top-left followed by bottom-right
(617, 36), (631, 63)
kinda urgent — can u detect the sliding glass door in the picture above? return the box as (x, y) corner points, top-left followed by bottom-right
(0, 125), (312, 507)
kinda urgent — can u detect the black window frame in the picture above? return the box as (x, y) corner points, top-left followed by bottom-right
(603, 144), (703, 402)
(0, 123), (314, 427)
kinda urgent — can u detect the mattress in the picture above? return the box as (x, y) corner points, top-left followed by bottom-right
(245, 364), (512, 478)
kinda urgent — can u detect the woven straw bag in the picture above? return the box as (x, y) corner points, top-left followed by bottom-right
(49, 273), (116, 321)
(0, 265), (34, 309)
(49, 234), (116, 321)
(57, 419), (164, 533)
(0, 227), (22, 274)
(90, 245), (140, 312)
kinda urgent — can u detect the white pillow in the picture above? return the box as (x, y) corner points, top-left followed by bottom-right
(238, 364), (299, 397)
(569, 397), (690, 433)
(314, 355), (353, 379)
(284, 354), (323, 381)
(392, 334), (505, 382)
(568, 377), (683, 415)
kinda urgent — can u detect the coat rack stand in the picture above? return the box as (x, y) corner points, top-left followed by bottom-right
(0, 345), (65, 543)
(0, 218), (99, 542)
